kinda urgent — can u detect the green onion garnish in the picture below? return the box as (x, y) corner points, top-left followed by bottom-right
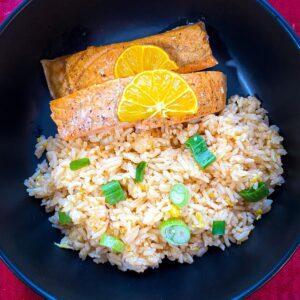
(58, 211), (72, 225)
(135, 161), (147, 183)
(101, 180), (126, 205)
(160, 218), (191, 246)
(169, 183), (190, 208)
(69, 158), (90, 171)
(99, 234), (125, 253)
(185, 134), (216, 169)
(185, 134), (207, 153)
(212, 220), (226, 235)
(239, 182), (269, 202)
(193, 150), (216, 169)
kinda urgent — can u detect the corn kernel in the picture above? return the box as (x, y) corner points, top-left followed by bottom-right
(255, 209), (263, 215)
(138, 183), (147, 192)
(255, 209), (263, 220)
(169, 205), (181, 218)
(191, 246), (200, 252)
(250, 175), (262, 184)
(195, 212), (205, 228)
(225, 196), (233, 207)
(208, 192), (215, 198)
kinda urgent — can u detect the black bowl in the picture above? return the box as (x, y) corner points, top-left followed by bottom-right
(0, 0), (299, 299)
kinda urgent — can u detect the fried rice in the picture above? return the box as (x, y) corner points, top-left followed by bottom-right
(24, 96), (286, 272)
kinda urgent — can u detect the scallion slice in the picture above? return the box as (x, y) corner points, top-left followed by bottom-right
(185, 134), (207, 153)
(193, 150), (216, 169)
(169, 183), (190, 208)
(101, 180), (126, 205)
(135, 161), (147, 183)
(239, 182), (269, 202)
(69, 158), (90, 171)
(99, 234), (125, 253)
(212, 220), (226, 235)
(58, 211), (72, 225)
(160, 218), (191, 246)
(185, 134), (216, 169)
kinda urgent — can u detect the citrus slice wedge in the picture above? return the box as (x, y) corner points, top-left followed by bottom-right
(117, 70), (198, 122)
(114, 45), (178, 78)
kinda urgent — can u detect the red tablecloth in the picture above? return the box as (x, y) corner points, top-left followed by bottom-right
(0, 1), (299, 299)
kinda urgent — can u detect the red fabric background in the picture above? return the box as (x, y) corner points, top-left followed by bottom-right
(0, 0), (299, 299)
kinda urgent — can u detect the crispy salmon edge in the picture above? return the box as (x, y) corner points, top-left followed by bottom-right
(41, 59), (56, 99)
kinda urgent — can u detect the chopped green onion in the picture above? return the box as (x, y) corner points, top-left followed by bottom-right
(99, 233), (125, 253)
(101, 180), (126, 205)
(69, 158), (90, 171)
(185, 134), (207, 153)
(169, 183), (190, 208)
(160, 218), (191, 246)
(193, 150), (216, 169)
(185, 134), (216, 169)
(58, 211), (72, 225)
(212, 220), (226, 235)
(135, 161), (147, 183)
(239, 182), (269, 202)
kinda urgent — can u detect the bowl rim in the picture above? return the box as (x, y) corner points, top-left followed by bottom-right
(0, 0), (299, 299)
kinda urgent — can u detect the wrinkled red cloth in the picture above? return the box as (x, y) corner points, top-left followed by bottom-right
(0, 0), (299, 299)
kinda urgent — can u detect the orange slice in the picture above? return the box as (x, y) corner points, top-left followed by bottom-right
(117, 70), (198, 122)
(114, 45), (178, 78)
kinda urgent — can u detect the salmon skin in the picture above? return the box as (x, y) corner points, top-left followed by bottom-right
(50, 71), (226, 140)
(42, 23), (217, 98)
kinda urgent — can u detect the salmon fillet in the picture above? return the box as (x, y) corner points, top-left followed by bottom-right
(50, 71), (226, 140)
(42, 23), (217, 98)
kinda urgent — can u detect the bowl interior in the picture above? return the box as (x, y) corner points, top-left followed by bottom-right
(0, 0), (299, 299)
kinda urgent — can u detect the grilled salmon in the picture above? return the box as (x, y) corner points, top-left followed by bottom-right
(42, 23), (217, 98)
(50, 71), (226, 140)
